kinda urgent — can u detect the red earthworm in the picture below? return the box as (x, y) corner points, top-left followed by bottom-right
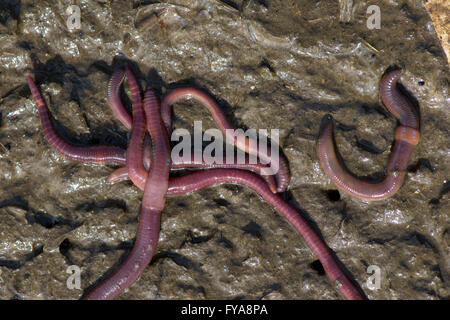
(106, 68), (278, 192)
(107, 153), (277, 192)
(170, 154), (277, 191)
(27, 75), (126, 164)
(28, 72), (277, 190)
(316, 69), (420, 201)
(107, 71), (152, 169)
(166, 168), (365, 300)
(105, 165), (365, 299)
(379, 69), (420, 128)
(83, 89), (170, 300)
(123, 66), (146, 188)
(107, 71), (277, 190)
(160, 87), (291, 193)
(107, 67), (152, 169)
(29, 67), (364, 299)
(105, 166), (130, 182)
(107, 68), (132, 130)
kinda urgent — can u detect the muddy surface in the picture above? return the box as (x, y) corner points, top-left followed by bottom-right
(0, 0), (448, 300)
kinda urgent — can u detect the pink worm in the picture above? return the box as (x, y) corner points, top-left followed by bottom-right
(83, 89), (170, 300)
(108, 68), (153, 169)
(28, 68), (365, 300)
(160, 87), (291, 193)
(28, 71), (277, 190)
(27, 75), (126, 164)
(112, 72), (363, 298)
(316, 69), (420, 201)
(107, 153), (277, 192)
(107, 72), (278, 192)
(166, 168), (364, 300)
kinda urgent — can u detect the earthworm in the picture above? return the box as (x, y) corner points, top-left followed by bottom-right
(27, 75), (126, 164)
(110, 78), (364, 299)
(166, 168), (365, 300)
(379, 69), (419, 128)
(105, 164), (365, 299)
(316, 69), (420, 201)
(107, 153), (277, 192)
(28, 73), (277, 191)
(83, 89), (170, 300)
(123, 66), (146, 188)
(29, 68), (364, 299)
(108, 68), (133, 130)
(160, 87), (291, 193)
(107, 67), (152, 169)
(107, 75), (278, 192)
(169, 154), (277, 193)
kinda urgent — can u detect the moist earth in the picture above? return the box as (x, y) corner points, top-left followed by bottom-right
(0, 0), (449, 299)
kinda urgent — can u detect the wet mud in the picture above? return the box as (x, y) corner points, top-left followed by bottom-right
(0, 0), (448, 299)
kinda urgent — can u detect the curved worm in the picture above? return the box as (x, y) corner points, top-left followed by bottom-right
(123, 66), (146, 188)
(108, 68), (133, 130)
(379, 69), (419, 129)
(105, 166), (365, 299)
(316, 69), (420, 201)
(160, 87), (291, 193)
(83, 89), (170, 300)
(166, 168), (365, 300)
(28, 72), (278, 191)
(107, 80), (279, 192)
(107, 67), (152, 169)
(108, 153), (277, 192)
(27, 75), (126, 164)
(108, 69), (277, 191)
(29, 68), (364, 299)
